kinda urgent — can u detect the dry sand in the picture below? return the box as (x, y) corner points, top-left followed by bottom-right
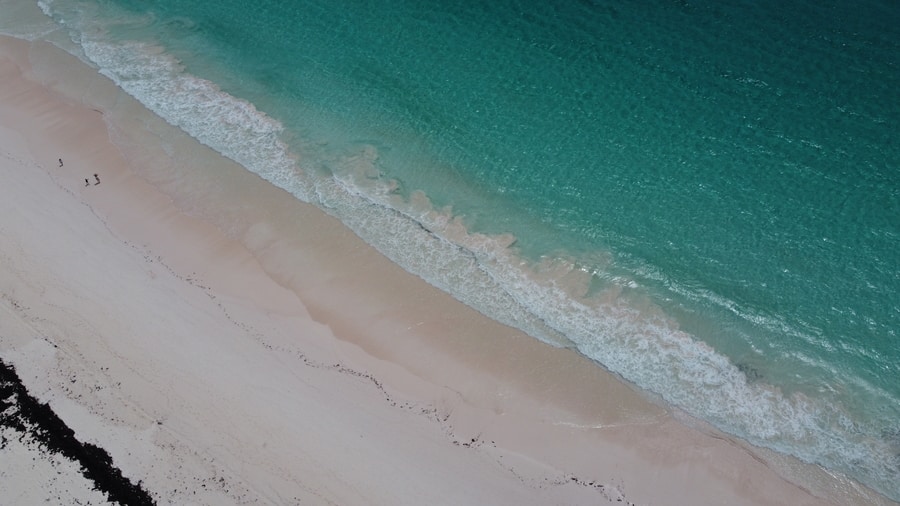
(0, 34), (893, 506)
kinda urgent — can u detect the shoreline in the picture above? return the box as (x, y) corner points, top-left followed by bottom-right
(0, 34), (892, 505)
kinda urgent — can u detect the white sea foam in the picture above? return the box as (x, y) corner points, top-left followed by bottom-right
(322, 152), (899, 496)
(74, 34), (313, 203)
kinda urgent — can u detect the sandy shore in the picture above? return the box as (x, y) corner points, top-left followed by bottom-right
(0, 34), (892, 506)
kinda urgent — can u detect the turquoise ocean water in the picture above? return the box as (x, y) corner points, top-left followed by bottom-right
(4, 0), (898, 499)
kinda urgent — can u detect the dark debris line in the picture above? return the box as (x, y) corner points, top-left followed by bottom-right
(0, 358), (156, 506)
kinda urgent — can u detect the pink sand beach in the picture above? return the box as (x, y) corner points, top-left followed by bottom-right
(0, 34), (893, 505)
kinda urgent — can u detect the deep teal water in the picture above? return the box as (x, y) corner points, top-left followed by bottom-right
(13, 0), (900, 499)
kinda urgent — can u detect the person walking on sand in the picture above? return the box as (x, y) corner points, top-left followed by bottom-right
(84, 178), (90, 187)
(94, 173), (101, 185)
(59, 158), (63, 167)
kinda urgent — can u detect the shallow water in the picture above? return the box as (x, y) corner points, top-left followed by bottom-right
(7, 0), (900, 499)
